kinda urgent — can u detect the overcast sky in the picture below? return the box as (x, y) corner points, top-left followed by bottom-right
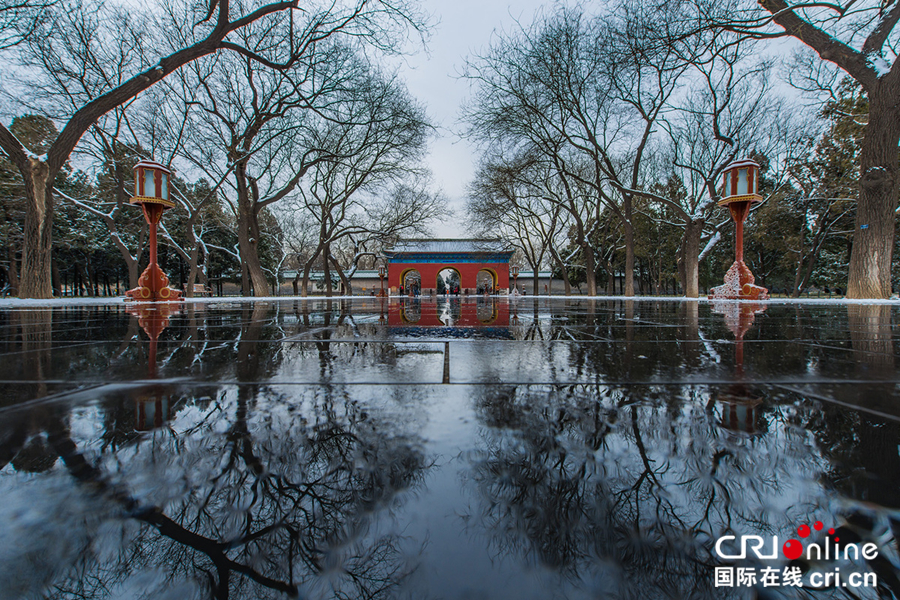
(395, 0), (548, 238)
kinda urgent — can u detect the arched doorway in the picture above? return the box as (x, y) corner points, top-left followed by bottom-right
(437, 267), (460, 295)
(401, 269), (421, 296)
(476, 269), (497, 294)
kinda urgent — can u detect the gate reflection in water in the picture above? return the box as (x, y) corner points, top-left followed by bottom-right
(0, 298), (898, 599)
(391, 296), (512, 338)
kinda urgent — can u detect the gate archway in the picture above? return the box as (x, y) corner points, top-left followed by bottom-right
(437, 267), (461, 295)
(384, 240), (514, 295)
(476, 268), (497, 294)
(400, 268), (421, 296)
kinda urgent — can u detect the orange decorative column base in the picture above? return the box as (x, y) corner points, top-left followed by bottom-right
(709, 260), (769, 300)
(126, 262), (182, 301)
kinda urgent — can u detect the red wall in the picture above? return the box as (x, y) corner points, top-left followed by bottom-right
(388, 262), (510, 292)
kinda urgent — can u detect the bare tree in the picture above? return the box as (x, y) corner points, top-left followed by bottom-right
(0, 0), (378, 298)
(0, 0), (53, 49)
(692, 0), (900, 297)
(628, 43), (802, 297)
(465, 4), (688, 296)
(463, 9), (607, 295)
(468, 154), (568, 295)
(172, 4), (430, 296)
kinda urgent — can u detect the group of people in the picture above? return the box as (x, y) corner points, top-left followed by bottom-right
(398, 282), (510, 296)
(398, 284), (420, 297)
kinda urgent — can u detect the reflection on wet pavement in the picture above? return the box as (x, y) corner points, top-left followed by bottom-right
(0, 297), (898, 599)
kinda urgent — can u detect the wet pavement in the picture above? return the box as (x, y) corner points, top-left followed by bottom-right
(0, 297), (899, 599)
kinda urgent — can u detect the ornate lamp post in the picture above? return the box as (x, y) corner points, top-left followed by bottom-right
(378, 263), (386, 297)
(709, 159), (769, 300)
(510, 264), (519, 294)
(126, 160), (183, 301)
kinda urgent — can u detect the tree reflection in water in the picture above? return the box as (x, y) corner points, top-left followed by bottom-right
(6, 384), (429, 600)
(462, 384), (870, 599)
(2, 300), (899, 599)
(0, 302), (430, 600)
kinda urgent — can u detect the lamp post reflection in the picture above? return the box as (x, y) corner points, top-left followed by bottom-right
(711, 301), (766, 434)
(127, 302), (181, 430)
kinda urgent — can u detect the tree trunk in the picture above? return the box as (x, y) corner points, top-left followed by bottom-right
(185, 256), (199, 299)
(793, 242), (820, 298)
(6, 243), (19, 294)
(86, 261), (98, 296)
(549, 248), (571, 295)
(51, 257), (60, 296)
(323, 243), (333, 296)
(301, 247), (322, 297)
(581, 240), (597, 296)
(656, 254), (663, 295)
(847, 91), (899, 299)
(182, 227), (205, 298)
(301, 266), (310, 296)
(234, 165), (269, 297)
(79, 263), (95, 296)
(331, 254), (352, 296)
(101, 215), (142, 291)
(19, 160), (54, 299)
(791, 248), (806, 298)
(623, 204), (635, 296)
(680, 220), (702, 298)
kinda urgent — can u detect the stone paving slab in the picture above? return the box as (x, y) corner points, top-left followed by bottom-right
(0, 298), (898, 599)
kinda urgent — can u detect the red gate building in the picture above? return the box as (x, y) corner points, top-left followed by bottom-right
(384, 239), (515, 295)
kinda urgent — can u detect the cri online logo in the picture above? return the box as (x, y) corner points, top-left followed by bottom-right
(715, 521), (879, 561)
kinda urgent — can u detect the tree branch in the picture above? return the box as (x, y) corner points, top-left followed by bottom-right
(46, 0), (299, 175)
(862, 1), (900, 55)
(759, 0), (877, 89)
(0, 123), (29, 170)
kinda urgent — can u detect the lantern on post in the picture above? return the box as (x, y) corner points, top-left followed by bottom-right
(709, 159), (769, 300)
(126, 160), (183, 302)
(510, 264), (519, 295)
(378, 263), (387, 297)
